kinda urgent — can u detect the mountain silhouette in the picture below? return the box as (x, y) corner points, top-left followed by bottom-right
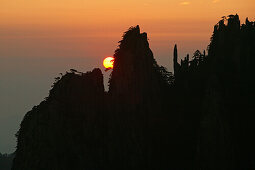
(0, 153), (14, 170)
(12, 14), (255, 170)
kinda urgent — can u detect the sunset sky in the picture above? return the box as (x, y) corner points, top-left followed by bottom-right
(0, 0), (254, 153)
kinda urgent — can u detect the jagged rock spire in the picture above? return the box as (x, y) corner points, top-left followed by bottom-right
(173, 44), (180, 76)
(109, 25), (163, 104)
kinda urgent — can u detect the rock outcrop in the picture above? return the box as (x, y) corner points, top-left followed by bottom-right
(0, 153), (14, 170)
(108, 26), (173, 169)
(12, 69), (106, 169)
(12, 15), (255, 170)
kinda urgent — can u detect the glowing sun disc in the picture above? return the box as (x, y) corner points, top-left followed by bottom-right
(103, 57), (114, 69)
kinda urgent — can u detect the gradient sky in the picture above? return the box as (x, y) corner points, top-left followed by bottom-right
(0, 0), (254, 153)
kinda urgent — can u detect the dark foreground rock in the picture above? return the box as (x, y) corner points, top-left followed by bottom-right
(13, 15), (255, 170)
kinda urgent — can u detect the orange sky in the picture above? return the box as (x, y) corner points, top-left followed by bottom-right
(1, 0), (254, 24)
(0, 0), (254, 65)
(0, 0), (254, 153)
(1, 0), (254, 59)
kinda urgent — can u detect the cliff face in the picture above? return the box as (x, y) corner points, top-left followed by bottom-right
(108, 26), (173, 169)
(0, 153), (14, 170)
(109, 26), (166, 103)
(173, 14), (255, 169)
(13, 15), (255, 170)
(199, 15), (255, 169)
(12, 69), (106, 170)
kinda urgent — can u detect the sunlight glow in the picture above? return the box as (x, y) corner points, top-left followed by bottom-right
(103, 57), (114, 69)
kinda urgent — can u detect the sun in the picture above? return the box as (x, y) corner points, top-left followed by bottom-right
(103, 56), (114, 69)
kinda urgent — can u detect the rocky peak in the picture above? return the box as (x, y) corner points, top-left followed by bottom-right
(109, 25), (163, 104)
(48, 68), (104, 104)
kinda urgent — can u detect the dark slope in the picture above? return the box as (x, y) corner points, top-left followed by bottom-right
(108, 26), (175, 169)
(12, 69), (106, 170)
(173, 14), (255, 169)
(0, 153), (14, 170)
(12, 15), (255, 170)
